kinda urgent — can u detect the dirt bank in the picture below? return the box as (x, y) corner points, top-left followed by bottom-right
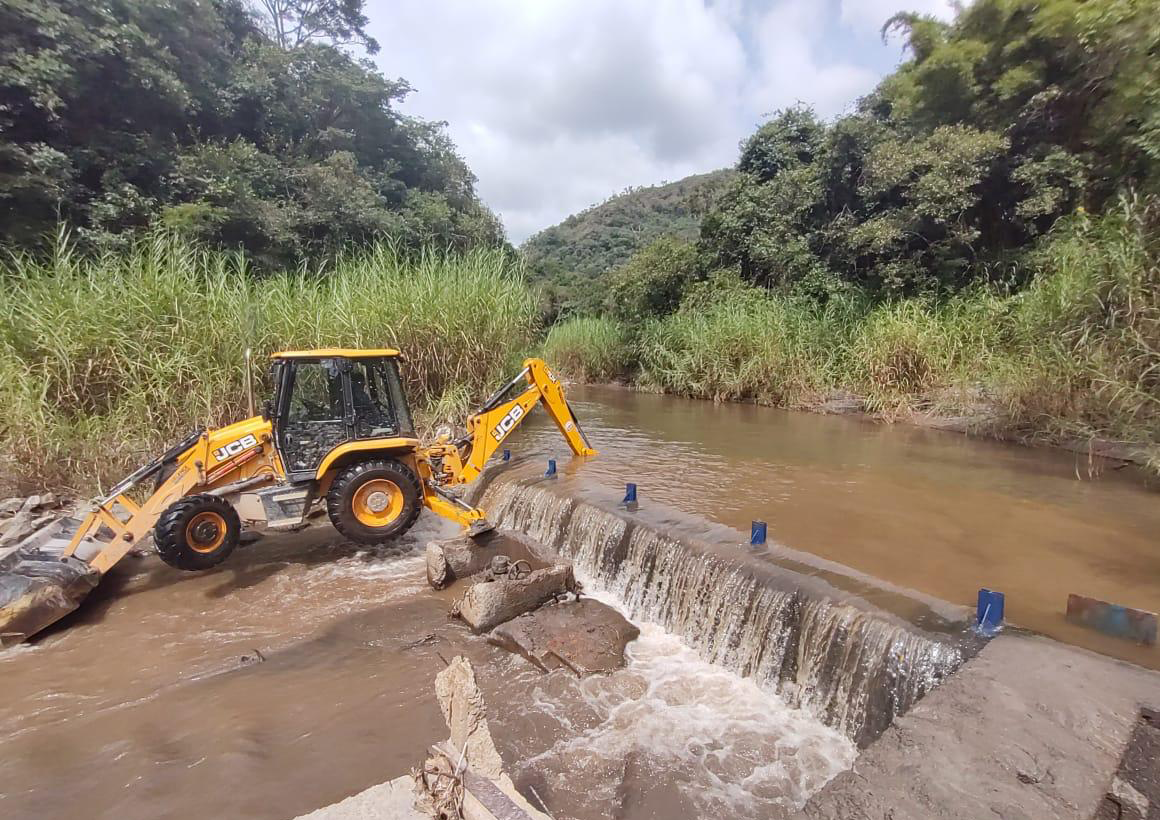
(590, 381), (1156, 479)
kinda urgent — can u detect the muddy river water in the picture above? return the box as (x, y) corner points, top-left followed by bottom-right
(525, 385), (1160, 669)
(1, 385), (1156, 819)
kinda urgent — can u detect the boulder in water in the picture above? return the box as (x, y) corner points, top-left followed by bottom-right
(426, 530), (552, 590)
(455, 563), (575, 633)
(488, 598), (639, 676)
(421, 656), (551, 820)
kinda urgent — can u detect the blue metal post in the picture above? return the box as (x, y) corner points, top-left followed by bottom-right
(750, 521), (767, 547)
(502, 449), (511, 462)
(544, 459), (557, 477)
(975, 588), (1005, 635)
(621, 482), (638, 510)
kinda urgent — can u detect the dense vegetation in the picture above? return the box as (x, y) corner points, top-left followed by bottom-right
(1, 0), (1157, 489)
(542, 0), (1160, 471)
(0, 235), (536, 492)
(522, 171), (734, 318)
(0, 0), (503, 266)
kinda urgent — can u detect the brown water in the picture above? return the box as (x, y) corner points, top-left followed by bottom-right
(513, 385), (1160, 669)
(0, 511), (853, 819)
(3, 385), (1156, 820)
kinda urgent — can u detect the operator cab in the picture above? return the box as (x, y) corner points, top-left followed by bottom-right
(269, 349), (415, 481)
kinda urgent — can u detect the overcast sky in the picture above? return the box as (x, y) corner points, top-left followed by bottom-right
(367, 0), (957, 243)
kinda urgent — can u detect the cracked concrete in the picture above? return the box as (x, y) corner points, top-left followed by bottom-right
(798, 634), (1160, 820)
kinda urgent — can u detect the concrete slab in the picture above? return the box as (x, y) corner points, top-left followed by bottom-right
(798, 634), (1160, 820)
(1095, 708), (1158, 819)
(456, 563), (575, 633)
(293, 776), (424, 820)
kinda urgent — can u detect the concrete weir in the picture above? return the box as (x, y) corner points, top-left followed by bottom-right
(466, 469), (1160, 819)
(289, 467), (1160, 820)
(797, 634), (1160, 820)
(472, 473), (977, 748)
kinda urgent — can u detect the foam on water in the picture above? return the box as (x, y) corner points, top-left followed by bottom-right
(508, 592), (856, 818)
(482, 479), (964, 746)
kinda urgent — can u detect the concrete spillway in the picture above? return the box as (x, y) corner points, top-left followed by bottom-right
(474, 475), (975, 747)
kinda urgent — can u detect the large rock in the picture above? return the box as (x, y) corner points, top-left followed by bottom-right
(0, 511), (37, 548)
(425, 657), (551, 820)
(488, 598), (639, 676)
(434, 656), (507, 781)
(455, 563), (575, 633)
(426, 530), (551, 590)
(0, 497), (24, 516)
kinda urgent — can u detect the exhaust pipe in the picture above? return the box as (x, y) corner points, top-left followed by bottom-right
(244, 347), (255, 418)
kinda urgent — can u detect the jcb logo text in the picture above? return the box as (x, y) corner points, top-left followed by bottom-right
(213, 434), (258, 462)
(491, 405), (524, 442)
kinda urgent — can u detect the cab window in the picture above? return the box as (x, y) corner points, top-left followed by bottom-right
(280, 359), (348, 474)
(288, 359), (344, 422)
(350, 359), (405, 438)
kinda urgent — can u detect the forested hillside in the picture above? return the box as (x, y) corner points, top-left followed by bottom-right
(522, 170), (734, 317)
(544, 0), (1160, 471)
(0, 0), (503, 265)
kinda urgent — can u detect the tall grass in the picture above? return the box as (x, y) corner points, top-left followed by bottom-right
(548, 200), (1159, 472)
(637, 287), (863, 405)
(995, 201), (1160, 467)
(542, 316), (632, 381)
(0, 232), (537, 493)
(849, 294), (1005, 418)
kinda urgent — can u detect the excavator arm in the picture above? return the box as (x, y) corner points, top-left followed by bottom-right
(458, 358), (596, 483)
(418, 359), (596, 530)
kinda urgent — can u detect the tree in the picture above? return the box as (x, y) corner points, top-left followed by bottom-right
(0, 0), (502, 264)
(253, 0), (379, 52)
(699, 0), (1160, 297)
(606, 238), (700, 322)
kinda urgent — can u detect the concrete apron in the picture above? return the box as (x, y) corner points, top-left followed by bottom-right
(797, 633), (1160, 820)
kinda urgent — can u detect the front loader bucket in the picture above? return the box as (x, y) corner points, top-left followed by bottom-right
(0, 555), (99, 646)
(0, 518), (103, 647)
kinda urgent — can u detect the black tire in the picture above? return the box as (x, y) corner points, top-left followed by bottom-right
(326, 458), (422, 544)
(154, 495), (241, 571)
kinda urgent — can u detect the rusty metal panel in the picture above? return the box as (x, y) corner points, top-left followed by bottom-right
(1066, 594), (1158, 646)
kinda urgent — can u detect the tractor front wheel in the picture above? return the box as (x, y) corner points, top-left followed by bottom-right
(327, 459), (422, 544)
(155, 495), (241, 571)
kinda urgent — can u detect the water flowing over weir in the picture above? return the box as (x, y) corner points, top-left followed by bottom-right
(477, 477), (973, 747)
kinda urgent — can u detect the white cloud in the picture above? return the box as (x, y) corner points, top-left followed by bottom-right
(367, 0), (959, 242)
(745, 0), (881, 122)
(838, 0), (958, 35)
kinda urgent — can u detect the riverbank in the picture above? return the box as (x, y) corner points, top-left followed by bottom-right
(542, 205), (1160, 477)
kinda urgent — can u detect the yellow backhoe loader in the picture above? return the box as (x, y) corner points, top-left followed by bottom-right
(0, 351), (595, 645)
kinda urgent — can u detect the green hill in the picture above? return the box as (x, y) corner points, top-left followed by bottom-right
(521, 170), (735, 282)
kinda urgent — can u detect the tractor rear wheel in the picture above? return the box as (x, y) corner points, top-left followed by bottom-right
(155, 495), (241, 571)
(327, 459), (422, 544)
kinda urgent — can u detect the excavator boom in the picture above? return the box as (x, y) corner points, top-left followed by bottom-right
(458, 358), (596, 483)
(416, 358), (595, 531)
